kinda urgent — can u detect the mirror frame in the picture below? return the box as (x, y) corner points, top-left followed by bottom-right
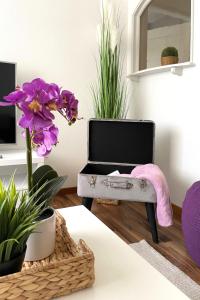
(129, 0), (194, 78)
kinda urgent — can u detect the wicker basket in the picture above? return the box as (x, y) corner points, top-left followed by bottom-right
(96, 198), (119, 205)
(0, 212), (95, 300)
(161, 56), (179, 65)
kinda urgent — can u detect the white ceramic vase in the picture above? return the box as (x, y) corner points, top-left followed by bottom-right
(25, 207), (56, 261)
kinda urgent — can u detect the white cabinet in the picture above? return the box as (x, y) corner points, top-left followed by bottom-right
(0, 150), (44, 190)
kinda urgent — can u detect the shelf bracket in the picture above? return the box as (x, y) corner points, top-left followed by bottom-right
(171, 67), (183, 76)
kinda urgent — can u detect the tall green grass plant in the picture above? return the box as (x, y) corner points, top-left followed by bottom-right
(92, 3), (127, 119)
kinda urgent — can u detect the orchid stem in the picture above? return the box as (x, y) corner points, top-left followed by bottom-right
(26, 128), (33, 194)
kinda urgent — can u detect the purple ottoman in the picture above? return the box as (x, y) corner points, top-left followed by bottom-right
(182, 181), (200, 267)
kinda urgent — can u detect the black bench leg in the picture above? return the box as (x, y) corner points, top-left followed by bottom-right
(82, 197), (93, 211)
(145, 203), (159, 243)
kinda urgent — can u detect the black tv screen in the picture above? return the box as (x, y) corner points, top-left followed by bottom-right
(0, 62), (16, 144)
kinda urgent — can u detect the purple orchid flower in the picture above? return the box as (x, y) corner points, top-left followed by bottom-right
(0, 90), (27, 106)
(1, 78), (79, 157)
(37, 145), (51, 156)
(22, 78), (49, 96)
(33, 125), (59, 156)
(19, 113), (53, 131)
(60, 90), (78, 123)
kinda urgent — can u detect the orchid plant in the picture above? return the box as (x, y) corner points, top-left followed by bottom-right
(0, 78), (78, 194)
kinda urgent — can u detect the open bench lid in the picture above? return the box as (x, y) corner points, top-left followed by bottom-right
(88, 119), (155, 166)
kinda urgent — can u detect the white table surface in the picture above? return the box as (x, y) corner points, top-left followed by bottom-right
(58, 206), (189, 300)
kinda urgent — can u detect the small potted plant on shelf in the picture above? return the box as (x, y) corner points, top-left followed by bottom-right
(0, 78), (79, 261)
(0, 177), (46, 276)
(161, 46), (179, 66)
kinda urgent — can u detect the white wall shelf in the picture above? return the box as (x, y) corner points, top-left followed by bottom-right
(127, 62), (195, 81)
(0, 150), (44, 167)
(0, 150), (44, 190)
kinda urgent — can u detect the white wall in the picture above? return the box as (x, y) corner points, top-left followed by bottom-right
(0, 0), (128, 187)
(128, 0), (200, 207)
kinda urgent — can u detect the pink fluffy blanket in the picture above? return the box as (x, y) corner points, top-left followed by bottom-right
(122, 164), (173, 227)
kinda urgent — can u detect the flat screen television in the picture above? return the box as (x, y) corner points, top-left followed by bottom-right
(0, 62), (16, 144)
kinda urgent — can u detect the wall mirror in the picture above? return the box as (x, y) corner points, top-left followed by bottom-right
(131, 0), (193, 75)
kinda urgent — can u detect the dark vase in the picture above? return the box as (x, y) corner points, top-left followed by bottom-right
(0, 247), (26, 277)
(182, 181), (200, 267)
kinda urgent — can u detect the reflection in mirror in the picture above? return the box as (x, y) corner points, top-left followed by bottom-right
(139, 0), (191, 71)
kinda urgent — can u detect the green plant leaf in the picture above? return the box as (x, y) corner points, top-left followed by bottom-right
(0, 176), (48, 263)
(92, 8), (127, 119)
(33, 175), (67, 207)
(32, 165), (58, 187)
(32, 165), (66, 208)
(0, 239), (19, 263)
(161, 47), (178, 57)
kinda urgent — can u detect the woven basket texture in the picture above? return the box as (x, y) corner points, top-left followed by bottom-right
(0, 212), (95, 300)
(161, 56), (179, 65)
(96, 198), (119, 205)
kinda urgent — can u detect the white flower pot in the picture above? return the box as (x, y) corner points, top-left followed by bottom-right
(25, 207), (56, 261)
